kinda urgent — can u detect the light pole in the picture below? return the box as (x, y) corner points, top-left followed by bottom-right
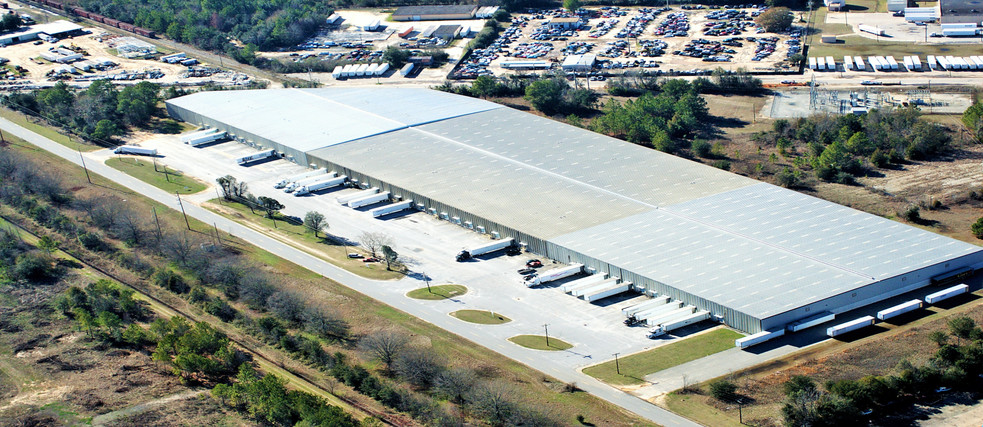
(424, 271), (431, 292)
(543, 323), (550, 347)
(613, 352), (621, 374)
(78, 147), (91, 184)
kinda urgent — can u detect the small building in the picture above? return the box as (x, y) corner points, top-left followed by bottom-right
(825, 0), (846, 11)
(821, 34), (838, 43)
(561, 54), (596, 72)
(391, 5), (477, 21)
(432, 25), (462, 40)
(887, 0), (906, 12)
(0, 21), (83, 46)
(548, 17), (581, 30)
(407, 56), (433, 66)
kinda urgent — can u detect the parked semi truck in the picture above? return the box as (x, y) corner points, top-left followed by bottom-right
(348, 191), (391, 208)
(274, 168), (327, 189)
(284, 173), (335, 193)
(337, 188), (379, 204)
(523, 264), (584, 288)
(925, 284), (969, 304)
(736, 329), (785, 349)
(185, 130), (226, 147)
(456, 238), (515, 261)
(648, 311), (710, 338)
(236, 149), (276, 165)
(114, 145), (157, 156)
(294, 175), (347, 196)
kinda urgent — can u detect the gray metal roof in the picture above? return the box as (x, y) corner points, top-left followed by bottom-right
(165, 88), (502, 153)
(168, 88), (983, 322)
(309, 126), (654, 238)
(392, 5), (477, 16)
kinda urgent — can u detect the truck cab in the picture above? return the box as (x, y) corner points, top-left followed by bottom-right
(455, 251), (472, 262)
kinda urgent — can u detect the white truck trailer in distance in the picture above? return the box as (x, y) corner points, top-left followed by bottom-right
(294, 175), (347, 196)
(524, 264), (584, 288)
(876, 299), (923, 320)
(826, 316), (875, 337)
(648, 311), (710, 338)
(786, 312), (835, 332)
(275, 168), (327, 189)
(374, 63), (390, 76)
(808, 57), (817, 70)
(736, 329), (785, 349)
(114, 145), (157, 156)
(622, 296), (670, 317)
(859, 24), (886, 36)
(347, 191), (391, 208)
(925, 284), (969, 304)
(457, 238), (515, 261)
(572, 277), (619, 297)
(645, 305), (696, 328)
(400, 63), (414, 76)
(236, 149), (276, 165)
(825, 56), (835, 70)
(927, 55), (937, 70)
(854, 56), (865, 71)
(635, 301), (684, 324)
(336, 187), (379, 204)
(817, 56), (826, 71)
(186, 130), (227, 147)
(370, 200), (414, 218)
(561, 274), (608, 293)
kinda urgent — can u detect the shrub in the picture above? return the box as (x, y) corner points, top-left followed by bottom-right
(11, 252), (59, 282)
(709, 380), (738, 402)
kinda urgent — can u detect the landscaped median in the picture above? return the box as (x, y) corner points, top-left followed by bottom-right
(509, 334), (573, 351)
(451, 309), (511, 324)
(582, 328), (744, 386)
(105, 156), (206, 194)
(407, 284), (467, 300)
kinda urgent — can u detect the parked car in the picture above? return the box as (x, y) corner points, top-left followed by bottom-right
(522, 273), (538, 281)
(363, 257), (380, 262)
(347, 253), (364, 258)
(526, 259), (543, 268)
(518, 268), (536, 275)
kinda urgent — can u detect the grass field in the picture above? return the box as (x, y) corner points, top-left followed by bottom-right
(808, 35), (983, 58)
(204, 198), (403, 281)
(450, 309), (511, 324)
(664, 392), (744, 427)
(407, 284), (467, 300)
(0, 108), (101, 152)
(583, 328), (744, 386)
(508, 335), (573, 351)
(105, 157), (207, 194)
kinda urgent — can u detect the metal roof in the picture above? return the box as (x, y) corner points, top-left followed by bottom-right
(392, 5), (477, 17)
(165, 88), (502, 153)
(168, 88), (983, 322)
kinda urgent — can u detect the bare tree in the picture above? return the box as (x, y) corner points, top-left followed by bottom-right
(160, 231), (201, 267)
(266, 290), (304, 324)
(435, 367), (477, 404)
(302, 306), (349, 341)
(358, 231), (394, 257)
(357, 329), (409, 371)
(469, 381), (518, 426)
(216, 175), (249, 200)
(394, 347), (444, 389)
(112, 206), (147, 246)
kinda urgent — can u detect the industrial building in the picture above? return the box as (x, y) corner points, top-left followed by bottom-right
(0, 21), (83, 46)
(561, 54), (597, 72)
(939, 0), (983, 24)
(165, 88), (983, 334)
(391, 5), (477, 21)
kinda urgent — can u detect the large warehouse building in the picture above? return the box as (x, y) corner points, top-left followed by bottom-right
(165, 88), (983, 334)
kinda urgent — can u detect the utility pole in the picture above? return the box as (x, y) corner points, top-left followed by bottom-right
(613, 352), (621, 374)
(78, 147), (91, 184)
(176, 192), (191, 230)
(543, 323), (550, 347)
(152, 206), (162, 240)
(213, 222), (222, 246)
(424, 271), (431, 292)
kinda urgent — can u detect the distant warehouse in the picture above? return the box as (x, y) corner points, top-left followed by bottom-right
(391, 5), (477, 21)
(0, 21), (83, 46)
(165, 88), (983, 334)
(939, 0), (983, 24)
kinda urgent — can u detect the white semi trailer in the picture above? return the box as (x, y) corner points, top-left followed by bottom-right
(635, 301), (684, 324)
(236, 149), (276, 165)
(826, 316), (875, 337)
(186, 130), (227, 147)
(786, 312), (835, 332)
(456, 238), (515, 261)
(648, 311), (710, 338)
(622, 296), (671, 317)
(274, 168), (327, 189)
(925, 284), (969, 304)
(561, 274), (608, 293)
(523, 264), (584, 288)
(876, 299), (923, 321)
(736, 329), (785, 349)
(336, 187), (379, 204)
(583, 281), (632, 302)
(369, 200), (414, 218)
(114, 145), (157, 156)
(294, 175), (347, 196)
(348, 191), (391, 208)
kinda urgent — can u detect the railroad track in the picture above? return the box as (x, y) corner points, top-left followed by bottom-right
(0, 212), (414, 427)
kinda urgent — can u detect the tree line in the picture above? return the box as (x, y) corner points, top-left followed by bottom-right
(2, 81), (172, 144)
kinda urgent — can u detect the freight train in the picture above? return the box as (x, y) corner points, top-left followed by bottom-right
(32, 0), (156, 38)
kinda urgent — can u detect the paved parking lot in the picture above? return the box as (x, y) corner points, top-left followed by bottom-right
(117, 133), (711, 372)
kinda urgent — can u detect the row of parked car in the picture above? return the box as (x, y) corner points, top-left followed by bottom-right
(615, 7), (670, 39)
(654, 12), (689, 38)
